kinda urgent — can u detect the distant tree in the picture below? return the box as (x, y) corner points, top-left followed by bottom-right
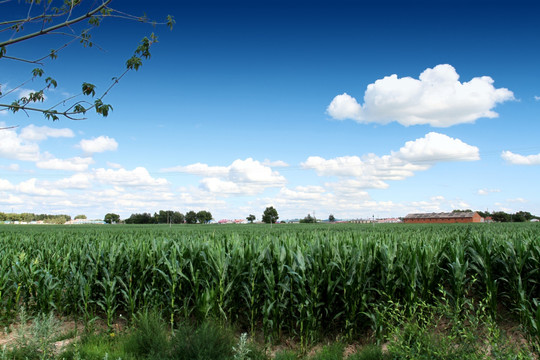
(262, 206), (279, 224)
(247, 214), (256, 223)
(125, 212), (154, 224)
(171, 211), (185, 224)
(329, 214), (336, 222)
(300, 214), (316, 223)
(491, 211), (510, 223)
(104, 213), (120, 224)
(185, 211), (198, 224)
(74, 214), (87, 220)
(477, 211), (491, 218)
(452, 209), (473, 213)
(515, 211), (533, 222)
(196, 210), (213, 224)
(154, 210), (185, 224)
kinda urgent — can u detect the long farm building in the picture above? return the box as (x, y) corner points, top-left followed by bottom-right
(403, 211), (484, 224)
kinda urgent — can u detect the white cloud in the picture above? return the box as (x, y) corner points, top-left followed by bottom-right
(19, 125), (74, 141)
(16, 178), (67, 197)
(0, 125), (40, 161)
(262, 159), (289, 167)
(94, 167), (168, 187)
(55, 173), (93, 189)
(302, 132), (479, 189)
(36, 157), (94, 172)
(163, 163), (229, 176)
(326, 179), (388, 192)
(0, 194), (23, 205)
(501, 151), (540, 165)
(535, 96), (540, 101)
(0, 178), (15, 191)
(106, 162), (123, 169)
(478, 188), (501, 195)
(327, 64), (514, 127)
(165, 158), (286, 195)
(395, 132), (480, 162)
(79, 136), (118, 153)
(507, 198), (527, 203)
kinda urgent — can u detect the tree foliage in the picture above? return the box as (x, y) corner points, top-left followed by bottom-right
(104, 213), (120, 224)
(124, 212), (155, 224)
(299, 214), (316, 223)
(262, 206), (279, 224)
(196, 210), (213, 224)
(0, 212), (70, 223)
(328, 214), (336, 222)
(0, 0), (174, 123)
(154, 210), (184, 224)
(185, 211), (198, 224)
(246, 214), (256, 223)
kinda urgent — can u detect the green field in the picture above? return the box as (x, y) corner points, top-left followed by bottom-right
(0, 223), (539, 357)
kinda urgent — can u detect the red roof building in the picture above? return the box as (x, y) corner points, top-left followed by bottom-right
(403, 212), (483, 224)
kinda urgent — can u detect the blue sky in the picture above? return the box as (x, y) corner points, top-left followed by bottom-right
(1, 0), (539, 221)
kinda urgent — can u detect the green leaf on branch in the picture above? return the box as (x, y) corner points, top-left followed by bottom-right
(88, 16), (100, 27)
(44, 110), (59, 121)
(28, 90), (45, 102)
(50, 49), (58, 60)
(73, 104), (86, 114)
(80, 31), (93, 48)
(82, 83), (96, 97)
(167, 15), (175, 30)
(32, 68), (44, 77)
(94, 99), (112, 116)
(135, 37), (152, 59)
(9, 102), (20, 113)
(0, 46), (5, 59)
(126, 56), (142, 70)
(45, 77), (57, 88)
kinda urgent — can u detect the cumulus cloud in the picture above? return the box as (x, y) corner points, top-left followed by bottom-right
(94, 167), (168, 187)
(478, 188), (501, 195)
(395, 132), (480, 162)
(16, 178), (67, 197)
(327, 64), (514, 127)
(55, 173), (93, 189)
(79, 136), (118, 153)
(36, 157), (94, 171)
(0, 178), (15, 191)
(501, 151), (540, 165)
(19, 125), (74, 141)
(0, 125), (40, 161)
(165, 158), (286, 195)
(302, 132), (479, 188)
(0, 194), (23, 205)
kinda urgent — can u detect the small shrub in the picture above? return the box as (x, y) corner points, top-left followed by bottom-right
(348, 345), (384, 360)
(168, 321), (235, 360)
(273, 350), (298, 360)
(124, 310), (168, 358)
(311, 342), (344, 360)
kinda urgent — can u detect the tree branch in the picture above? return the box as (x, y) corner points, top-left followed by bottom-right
(0, 0), (111, 48)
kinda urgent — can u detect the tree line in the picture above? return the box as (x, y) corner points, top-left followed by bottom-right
(0, 212), (71, 224)
(117, 210), (213, 224)
(453, 209), (538, 222)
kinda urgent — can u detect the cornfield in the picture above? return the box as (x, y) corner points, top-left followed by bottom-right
(0, 223), (538, 345)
